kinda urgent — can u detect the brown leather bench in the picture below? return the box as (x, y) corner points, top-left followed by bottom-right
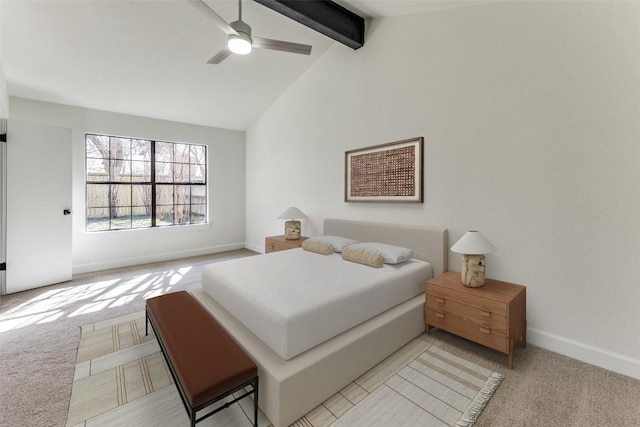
(145, 291), (258, 427)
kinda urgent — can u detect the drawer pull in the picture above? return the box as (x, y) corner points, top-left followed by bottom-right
(479, 310), (491, 318)
(435, 312), (445, 319)
(435, 297), (445, 304)
(480, 326), (491, 334)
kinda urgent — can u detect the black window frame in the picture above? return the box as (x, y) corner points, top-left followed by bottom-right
(85, 133), (207, 232)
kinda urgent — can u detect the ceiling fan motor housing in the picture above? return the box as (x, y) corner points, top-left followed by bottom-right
(231, 20), (252, 39)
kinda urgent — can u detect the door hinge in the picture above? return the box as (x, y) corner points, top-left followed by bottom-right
(0, 133), (6, 142)
(0, 263), (6, 271)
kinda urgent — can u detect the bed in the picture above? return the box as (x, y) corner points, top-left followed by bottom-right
(190, 218), (448, 427)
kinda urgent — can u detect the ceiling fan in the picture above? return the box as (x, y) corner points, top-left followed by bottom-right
(191, 0), (313, 64)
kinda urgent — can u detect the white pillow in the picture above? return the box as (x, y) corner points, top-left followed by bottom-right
(342, 242), (416, 264)
(304, 235), (358, 253)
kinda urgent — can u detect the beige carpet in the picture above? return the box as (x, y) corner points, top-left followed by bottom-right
(67, 312), (503, 427)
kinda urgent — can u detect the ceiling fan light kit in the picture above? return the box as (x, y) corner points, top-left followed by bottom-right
(196, 0), (313, 64)
(228, 35), (251, 54)
(228, 20), (252, 55)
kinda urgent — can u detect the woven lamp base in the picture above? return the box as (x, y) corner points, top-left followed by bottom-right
(461, 254), (486, 287)
(284, 220), (301, 240)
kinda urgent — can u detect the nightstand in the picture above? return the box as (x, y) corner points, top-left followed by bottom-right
(265, 235), (309, 253)
(425, 271), (526, 368)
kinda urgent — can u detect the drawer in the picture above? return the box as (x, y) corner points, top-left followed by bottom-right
(265, 238), (300, 253)
(266, 241), (287, 253)
(426, 285), (507, 317)
(425, 298), (507, 333)
(426, 310), (508, 353)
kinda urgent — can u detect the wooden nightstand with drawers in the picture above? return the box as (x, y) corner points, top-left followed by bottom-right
(265, 235), (309, 253)
(425, 271), (526, 368)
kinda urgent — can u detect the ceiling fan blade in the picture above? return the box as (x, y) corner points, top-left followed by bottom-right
(252, 37), (312, 55)
(207, 48), (233, 64)
(189, 0), (238, 36)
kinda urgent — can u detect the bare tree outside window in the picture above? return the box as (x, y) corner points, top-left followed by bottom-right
(85, 134), (207, 231)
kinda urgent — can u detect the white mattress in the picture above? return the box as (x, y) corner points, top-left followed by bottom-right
(201, 248), (433, 360)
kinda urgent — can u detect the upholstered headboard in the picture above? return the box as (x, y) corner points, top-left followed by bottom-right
(323, 218), (448, 276)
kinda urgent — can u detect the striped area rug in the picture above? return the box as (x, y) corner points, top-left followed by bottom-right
(67, 312), (502, 427)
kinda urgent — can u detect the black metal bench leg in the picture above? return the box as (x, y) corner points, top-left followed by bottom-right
(253, 377), (259, 427)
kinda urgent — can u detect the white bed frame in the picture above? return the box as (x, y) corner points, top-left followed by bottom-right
(190, 218), (448, 427)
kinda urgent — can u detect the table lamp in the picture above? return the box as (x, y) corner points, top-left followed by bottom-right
(278, 207), (307, 240)
(450, 230), (496, 287)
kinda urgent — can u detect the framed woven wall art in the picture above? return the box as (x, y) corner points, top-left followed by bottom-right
(345, 136), (424, 203)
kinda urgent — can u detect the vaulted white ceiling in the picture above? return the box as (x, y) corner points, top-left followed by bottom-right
(1, 0), (491, 130)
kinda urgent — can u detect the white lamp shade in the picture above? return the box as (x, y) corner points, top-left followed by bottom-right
(278, 207), (307, 220)
(450, 230), (496, 255)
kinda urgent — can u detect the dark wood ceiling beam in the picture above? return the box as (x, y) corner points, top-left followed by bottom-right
(253, 0), (365, 50)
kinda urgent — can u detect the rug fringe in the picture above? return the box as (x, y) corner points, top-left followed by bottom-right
(455, 371), (504, 427)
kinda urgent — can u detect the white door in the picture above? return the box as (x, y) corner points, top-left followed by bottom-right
(5, 119), (72, 294)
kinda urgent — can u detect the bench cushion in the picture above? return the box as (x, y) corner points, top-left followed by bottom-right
(146, 291), (257, 408)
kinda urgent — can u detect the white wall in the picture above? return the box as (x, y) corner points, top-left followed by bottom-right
(0, 65), (7, 118)
(10, 97), (246, 273)
(0, 0), (8, 118)
(246, 1), (640, 379)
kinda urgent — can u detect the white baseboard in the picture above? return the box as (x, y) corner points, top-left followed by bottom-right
(245, 242), (265, 254)
(527, 327), (640, 380)
(73, 243), (247, 274)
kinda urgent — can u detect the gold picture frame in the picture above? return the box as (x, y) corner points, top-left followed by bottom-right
(345, 137), (424, 203)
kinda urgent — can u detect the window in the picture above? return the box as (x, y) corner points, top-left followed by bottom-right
(85, 134), (207, 231)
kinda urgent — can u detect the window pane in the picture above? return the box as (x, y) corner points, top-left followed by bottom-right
(174, 163), (189, 183)
(87, 157), (108, 182)
(175, 205), (190, 225)
(111, 207), (132, 229)
(111, 137), (130, 160)
(86, 184), (109, 208)
(110, 159), (130, 182)
(131, 139), (151, 160)
(156, 142), (173, 162)
(190, 144), (206, 164)
(174, 184), (189, 225)
(156, 161), (173, 182)
(191, 204), (206, 224)
(132, 206), (151, 228)
(174, 143), (189, 163)
(133, 184), (151, 209)
(86, 135), (109, 181)
(189, 163), (205, 183)
(191, 185), (205, 200)
(156, 205), (174, 226)
(86, 135), (108, 159)
(156, 185), (173, 206)
(134, 185), (152, 207)
(86, 208), (110, 231)
(111, 184), (131, 207)
(131, 160), (151, 182)
(175, 185), (190, 205)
